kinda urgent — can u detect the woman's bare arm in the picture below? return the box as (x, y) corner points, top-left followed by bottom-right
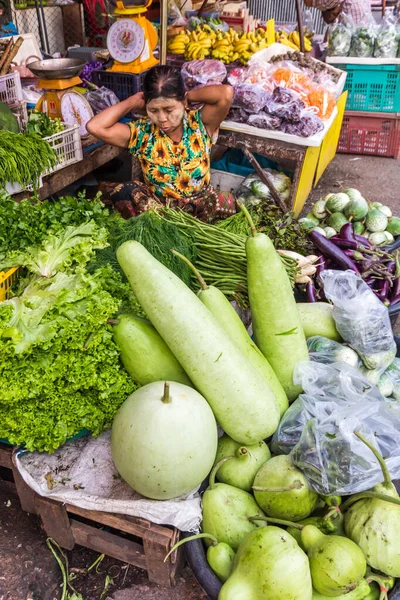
(86, 92), (146, 148)
(187, 84), (234, 138)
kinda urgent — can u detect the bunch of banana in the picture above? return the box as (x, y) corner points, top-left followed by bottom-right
(184, 29), (213, 60)
(275, 29), (312, 52)
(233, 29), (270, 65)
(167, 31), (190, 55)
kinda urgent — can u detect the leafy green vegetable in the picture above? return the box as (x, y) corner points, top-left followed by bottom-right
(27, 111), (64, 137)
(0, 130), (57, 188)
(0, 221), (108, 277)
(99, 210), (197, 287)
(0, 264), (137, 452)
(0, 191), (111, 254)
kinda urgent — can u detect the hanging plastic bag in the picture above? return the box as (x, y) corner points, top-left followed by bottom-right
(232, 84), (271, 114)
(374, 9), (398, 59)
(240, 168), (292, 201)
(288, 362), (400, 495)
(181, 60), (227, 90)
(328, 17), (353, 57)
(350, 15), (377, 57)
(321, 270), (396, 373)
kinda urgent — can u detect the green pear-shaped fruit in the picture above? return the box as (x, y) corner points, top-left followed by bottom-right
(301, 525), (366, 596)
(219, 526), (313, 600)
(214, 434), (271, 492)
(311, 579), (371, 600)
(202, 458), (266, 551)
(253, 454), (319, 521)
(207, 542), (235, 582)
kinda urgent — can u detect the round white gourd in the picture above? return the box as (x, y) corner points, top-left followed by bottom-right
(111, 381), (218, 500)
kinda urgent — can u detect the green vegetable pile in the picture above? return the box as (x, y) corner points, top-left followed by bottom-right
(27, 110), (64, 138)
(0, 130), (57, 189)
(0, 193), (137, 452)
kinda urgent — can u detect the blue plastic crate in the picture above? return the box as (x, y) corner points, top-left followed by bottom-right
(339, 64), (400, 113)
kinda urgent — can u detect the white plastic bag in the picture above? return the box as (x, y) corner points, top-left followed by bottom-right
(321, 270), (396, 373)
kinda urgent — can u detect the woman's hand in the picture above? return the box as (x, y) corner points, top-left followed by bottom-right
(129, 92), (146, 113)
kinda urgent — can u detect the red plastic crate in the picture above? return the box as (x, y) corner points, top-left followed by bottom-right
(338, 111), (400, 158)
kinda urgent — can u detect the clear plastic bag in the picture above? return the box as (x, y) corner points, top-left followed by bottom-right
(86, 87), (119, 113)
(265, 87), (305, 122)
(328, 20), (353, 57)
(240, 168), (292, 201)
(226, 107), (249, 124)
(384, 357), (400, 400)
(281, 361), (400, 495)
(321, 270), (396, 373)
(374, 10), (398, 59)
(281, 111), (324, 137)
(232, 84), (271, 114)
(307, 336), (360, 368)
(247, 111), (282, 130)
(181, 60), (227, 90)
(350, 15), (377, 57)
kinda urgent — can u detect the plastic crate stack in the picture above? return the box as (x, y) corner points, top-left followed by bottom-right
(0, 71), (28, 131)
(336, 63), (400, 158)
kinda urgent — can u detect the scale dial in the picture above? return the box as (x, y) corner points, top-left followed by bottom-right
(60, 91), (94, 137)
(107, 19), (145, 63)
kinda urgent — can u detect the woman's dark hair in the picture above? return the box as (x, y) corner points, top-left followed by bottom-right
(143, 65), (185, 104)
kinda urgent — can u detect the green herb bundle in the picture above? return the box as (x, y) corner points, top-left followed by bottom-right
(0, 130), (57, 188)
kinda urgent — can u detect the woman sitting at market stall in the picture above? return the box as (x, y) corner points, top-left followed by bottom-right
(87, 65), (235, 222)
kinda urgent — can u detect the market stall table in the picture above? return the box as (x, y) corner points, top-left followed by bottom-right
(216, 92), (348, 217)
(12, 136), (125, 202)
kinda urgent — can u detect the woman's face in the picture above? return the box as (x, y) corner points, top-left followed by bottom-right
(146, 97), (186, 134)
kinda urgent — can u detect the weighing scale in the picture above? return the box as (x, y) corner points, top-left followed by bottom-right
(29, 58), (94, 137)
(107, 0), (159, 74)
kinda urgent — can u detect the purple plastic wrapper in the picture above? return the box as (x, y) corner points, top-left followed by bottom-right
(281, 112), (324, 137)
(226, 107), (249, 123)
(182, 59), (227, 90)
(265, 87), (305, 123)
(232, 84), (271, 114)
(247, 111), (282, 130)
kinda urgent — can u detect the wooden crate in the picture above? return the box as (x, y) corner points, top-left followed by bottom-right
(0, 444), (184, 587)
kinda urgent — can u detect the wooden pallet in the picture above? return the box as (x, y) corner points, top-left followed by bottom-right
(0, 443), (184, 587)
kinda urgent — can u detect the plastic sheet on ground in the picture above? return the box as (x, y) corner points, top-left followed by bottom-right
(14, 431), (202, 532)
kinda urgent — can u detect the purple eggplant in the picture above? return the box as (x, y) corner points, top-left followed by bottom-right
(309, 231), (361, 275)
(354, 234), (372, 249)
(390, 294), (400, 306)
(306, 281), (317, 303)
(340, 223), (356, 242)
(316, 255), (327, 277)
(330, 237), (358, 250)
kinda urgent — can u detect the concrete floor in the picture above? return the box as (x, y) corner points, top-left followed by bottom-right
(0, 152), (399, 600)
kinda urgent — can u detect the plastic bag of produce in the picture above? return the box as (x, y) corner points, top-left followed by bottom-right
(241, 168), (292, 201)
(307, 336), (361, 367)
(181, 60), (227, 90)
(350, 15), (377, 57)
(265, 87), (305, 122)
(321, 270), (397, 373)
(374, 10), (398, 58)
(281, 361), (400, 495)
(280, 111), (324, 137)
(328, 18), (353, 57)
(384, 357), (400, 400)
(247, 111), (282, 130)
(232, 84), (271, 114)
(86, 87), (119, 113)
(226, 107), (249, 123)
